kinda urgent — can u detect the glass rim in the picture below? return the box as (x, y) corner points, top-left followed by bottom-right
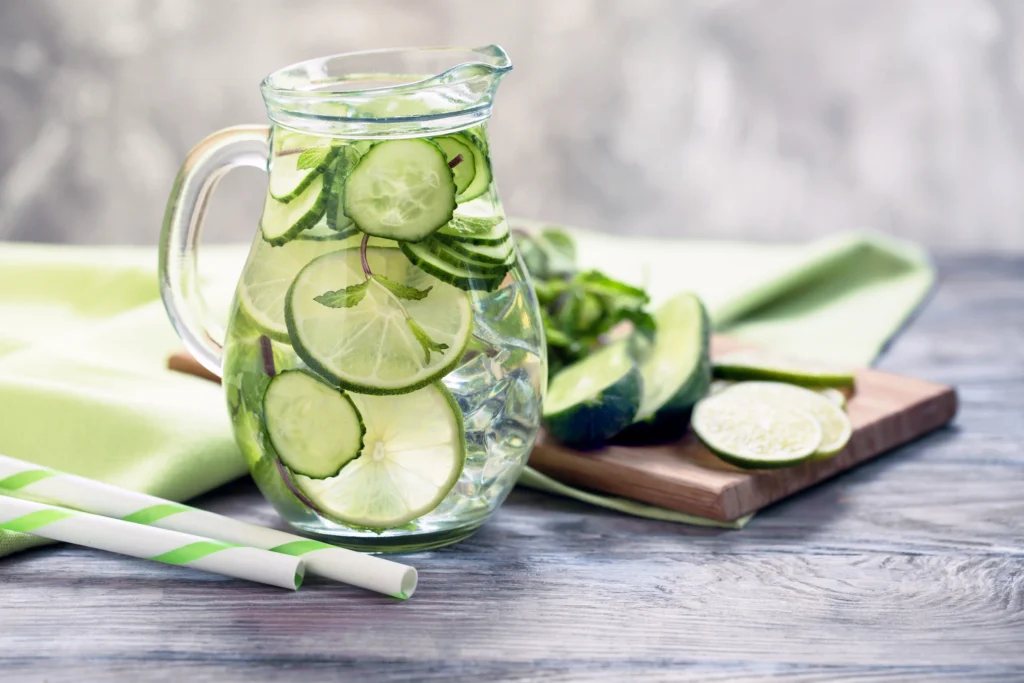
(260, 45), (512, 97)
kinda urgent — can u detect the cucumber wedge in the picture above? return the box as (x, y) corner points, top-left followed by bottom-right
(434, 135), (477, 195)
(269, 146), (336, 202)
(261, 174), (328, 246)
(424, 237), (510, 277)
(544, 341), (643, 449)
(442, 236), (514, 266)
(343, 139), (456, 242)
(454, 133), (491, 203)
(436, 215), (510, 246)
(400, 241), (504, 291)
(263, 370), (365, 480)
(621, 293), (711, 442)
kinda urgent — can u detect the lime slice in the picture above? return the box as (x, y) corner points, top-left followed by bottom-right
(237, 237), (346, 342)
(714, 350), (855, 388)
(544, 341), (642, 449)
(286, 247), (472, 395)
(692, 390), (822, 469)
(294, 382), (466, 528)
(263, 370), (365, 479)
(817, 387), (848, 408)
(724, 381), (853, 459)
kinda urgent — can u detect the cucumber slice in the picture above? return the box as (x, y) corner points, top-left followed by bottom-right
(261, 174), (328, 246)
(286, 247), (473, 395)
(296, 222), (357, 241)
(692, 390), (822, 470)
(325, 146), (361, 233)
(433, 135), (477, 195)
(400, 241), (504, 292)
(436, 215), (510, 246)
(453, 133), (491, 203)
(294, 382), (466, 528)
(625, 293), (711, 441)
(723, 381), (852, 459)
(238, 234), (346, 341)
(343, 139), (456, 242)
(423, 237), (510, 277)
(442, 236), (514, 266)
(263, 370), (365, 479)
(714, 350), (856, 388)
(269, 146), (336, 202)
(543, 341), (643, 449)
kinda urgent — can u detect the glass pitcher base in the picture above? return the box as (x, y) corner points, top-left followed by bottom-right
(287, 518), (487, 554)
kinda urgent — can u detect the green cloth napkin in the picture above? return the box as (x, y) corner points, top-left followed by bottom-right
(0, 229), (934, 556)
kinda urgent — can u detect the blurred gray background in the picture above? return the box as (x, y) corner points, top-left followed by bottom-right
(1, 0), (1023, 251)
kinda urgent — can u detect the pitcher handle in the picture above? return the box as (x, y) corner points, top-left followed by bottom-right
(159, 125), (271, 378)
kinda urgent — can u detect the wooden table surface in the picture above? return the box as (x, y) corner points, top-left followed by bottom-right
(2, 254), (1022, 682)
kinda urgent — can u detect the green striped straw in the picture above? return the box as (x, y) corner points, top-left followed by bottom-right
(0, 454), (416, 599)
(0, 494), (303, 589)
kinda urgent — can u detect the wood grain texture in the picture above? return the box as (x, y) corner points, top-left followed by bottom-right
(530, 338), (958, 521)
(2, 254), (1022, 683)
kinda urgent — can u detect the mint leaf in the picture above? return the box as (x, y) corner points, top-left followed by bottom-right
(296, 146), (331, 171)
(406, 317), (449, 364)
(374, 275), (432, 301)
(576, 270), (649, 307)
(314, 280), (369, 308)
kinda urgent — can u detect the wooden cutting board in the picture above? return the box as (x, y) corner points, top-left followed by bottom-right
(168, 337), (957, 523)
(529, 337), (957, 522)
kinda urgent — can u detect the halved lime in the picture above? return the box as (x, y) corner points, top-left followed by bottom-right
(714, 350), (856, 388)
(264, 370), (366, 479)
(817, 387), (848, 408)
(295, 382), (466, 528)
(724, 381), (852, 459)
(286, 247), (472, 395)
(237, 237), (346, 342)
(544, 341), (642, 449)
(692, 390), (822, 469)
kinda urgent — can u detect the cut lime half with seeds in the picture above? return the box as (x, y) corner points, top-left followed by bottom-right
(724, 381), (853, 459)
(286, 247), (473, 395)
(295, 382), (466, 528)
(237, 236), (346, 342)
(692, 390), (822, 469)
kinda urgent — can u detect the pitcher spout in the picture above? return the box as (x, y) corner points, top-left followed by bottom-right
(260, 46), (512, 138)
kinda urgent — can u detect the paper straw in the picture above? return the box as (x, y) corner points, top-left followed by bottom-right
(0, 454), (417, 599)
(0, 495), (303, 590)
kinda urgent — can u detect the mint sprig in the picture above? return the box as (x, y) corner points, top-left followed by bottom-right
(295, 146), (332, 171)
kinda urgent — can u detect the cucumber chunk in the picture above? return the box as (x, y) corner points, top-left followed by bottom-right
(543, 341), (643, 449)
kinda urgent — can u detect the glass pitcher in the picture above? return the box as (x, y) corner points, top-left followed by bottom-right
(159, 46), (546, 552)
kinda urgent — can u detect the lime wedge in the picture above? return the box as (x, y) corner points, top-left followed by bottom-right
(544, 341), (642, 449)
(724, 381), (852, 459)
(295, 382), (466, 528)
(286, 247), (472, 395)
(714, 350), (855, 388)
(692, 390), (822, 469)
(237, 237), (345, 342)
